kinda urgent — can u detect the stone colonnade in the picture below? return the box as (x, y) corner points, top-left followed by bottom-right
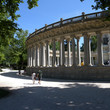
(27, 31), (106, 68)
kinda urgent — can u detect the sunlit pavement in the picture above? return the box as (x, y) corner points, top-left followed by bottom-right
(0, 70), (110, 110)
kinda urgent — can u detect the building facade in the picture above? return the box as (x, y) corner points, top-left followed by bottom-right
(26, 11), (110, 80)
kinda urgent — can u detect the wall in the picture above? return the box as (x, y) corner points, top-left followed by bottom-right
(26, 66), (110, 81)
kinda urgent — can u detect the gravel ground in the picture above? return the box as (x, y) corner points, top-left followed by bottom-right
(0, 70), (110, 110)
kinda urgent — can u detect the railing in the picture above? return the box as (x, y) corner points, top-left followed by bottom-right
(27, 11), (110, 40)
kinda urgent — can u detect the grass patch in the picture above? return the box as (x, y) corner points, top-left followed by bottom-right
(0, 88), (10, 99)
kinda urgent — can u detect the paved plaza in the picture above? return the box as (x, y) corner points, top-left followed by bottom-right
(0, 70), (110, 110)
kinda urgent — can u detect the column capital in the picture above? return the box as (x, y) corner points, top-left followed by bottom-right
(82, 32), (88, 36)
(76, 36), (80, 40)
(29, 45), (33, 48)
(88, 32), (96, 37)
(36, 43), (40, 47)
(60, 36), (64, 42)
(101, 30), (110, 34)
(52, 38), (57, 42)
(45, 40), (50, 44)
(70, 34), (75, 38)
(66, 38), (71, 42)
(96, 31), (102, 35)
(75, 33), (82, 37)
(83, 32), (92, 38)
(40, 42), (45, 46)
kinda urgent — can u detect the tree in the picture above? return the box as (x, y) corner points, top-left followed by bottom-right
(0, 0), (39, 63)
(80, 0), (110, 10)
(80, 43), (84, 52)
(80, 36), (97, 52)
(4, 30), (28, 73)
(91, 36), (97, 51)
(0, 0), (38, 41)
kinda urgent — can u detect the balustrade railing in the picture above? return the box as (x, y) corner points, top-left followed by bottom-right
(27, 11), (110, 40)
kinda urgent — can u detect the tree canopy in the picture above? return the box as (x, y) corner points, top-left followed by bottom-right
(80, 0), (110, 10)
(0, 0), (39, 47)
(0, 0), (39, 65)
(3, 30), (28, 69)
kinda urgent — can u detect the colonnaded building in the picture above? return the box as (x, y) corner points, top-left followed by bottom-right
(26, 11), (110, 80)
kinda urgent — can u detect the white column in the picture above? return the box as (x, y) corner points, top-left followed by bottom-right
(71, 36), (76, 66)
(60, 37), (65, 66)
(84, 33), (91, 66)
(35, 45), (38, 67)
(59, 40), (62, 66)
(107, 34), (110, 65)
(62, 38), (65, 66)
(40, 43), (42, 67)
(37, 45), (40, 67)
(87, 35), (92, 65)
(29, 47), (31, 67)
(33, 46), (36, 67)
(27, 48), (30, 67)
(46, 41), (50, 67)
(57, 57), (59, 66)
(67, 38), (71, 66)
(97, 31), (103, 66)
(52, 39), (56, 67)
(48, 43), (50, 66)
(42, 43), (45, 67)
(32, 47), (34, 67)
(77, 37), (81, 66)
(31, 47), (33, 67)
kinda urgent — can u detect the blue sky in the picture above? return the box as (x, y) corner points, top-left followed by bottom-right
(16, 0), (101, 45)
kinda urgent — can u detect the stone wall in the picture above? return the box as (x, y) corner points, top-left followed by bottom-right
(26, 66), (110, 81)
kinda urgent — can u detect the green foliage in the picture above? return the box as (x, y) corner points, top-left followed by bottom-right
(80, 0), (110, 10)
(80, 43), (84, 52)
(91, 36), (97, 51)
(0, 0), (39, 21)
(4, 30), (28, 69)
(80, 36), (97, 52)
(50, 41), (60, 50)
(56, 41), (60, 50)
(0, 46), (5, 63)
(0, 0), (39, 64)
(0, 0), (39, 46)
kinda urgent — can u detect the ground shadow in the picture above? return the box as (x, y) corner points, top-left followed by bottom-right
(0, 71), (31, 80)
(0, 83), (110, 110)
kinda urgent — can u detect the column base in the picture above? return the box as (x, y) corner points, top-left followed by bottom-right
(97, 64), (104, 67)
(61, 65), (65, 67)
(77, 64), (81, 66)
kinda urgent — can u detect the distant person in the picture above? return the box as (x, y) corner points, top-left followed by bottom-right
(81, 61), (84, 66)
(32, 73), (36, 84)
(37, 70), (42, 84)
(23, 68), (26, 74)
